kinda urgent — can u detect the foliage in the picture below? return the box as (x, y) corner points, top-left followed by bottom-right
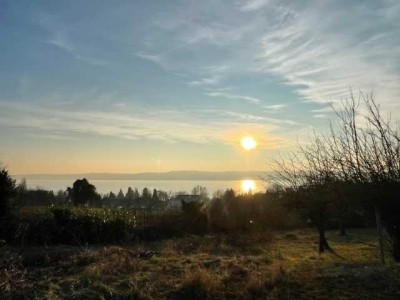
(0, 166), (17, 241)
(16, 188), (56, 207)
(181, 200), (208, 235)
(207, 189), (303, 232)
(0, 166), (17, 218)
(9, 207), (137, 245)
(68, 178), (100, 206)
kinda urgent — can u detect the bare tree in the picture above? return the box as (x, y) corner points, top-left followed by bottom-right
(271, 138), (338, 253)
(270, 91), (400, 259)
(328, 92), (400, 261)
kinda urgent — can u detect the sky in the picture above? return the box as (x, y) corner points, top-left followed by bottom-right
(1, 0), (400, 174)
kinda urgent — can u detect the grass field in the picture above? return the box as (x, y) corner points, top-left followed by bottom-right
(1, 228), (399, 299)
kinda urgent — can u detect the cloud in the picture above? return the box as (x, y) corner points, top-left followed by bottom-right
(4, 0), (399, 156)
(188, 76), (220, 86)
(48, 31), (74, 53)
(311, 106), (335, 114)
(38, 13), (108, 67)
(264, 104), (288, 111)
(205, 91), (260, 104)
(138, 0), (400, 118)
(135, 52), (164, 64)
(239, 0), (269, 12)
(47, 31), (108, 66)
(0, 101), (299, 149)
(312, 114), (328, 119)
(255, 1), (400, 110)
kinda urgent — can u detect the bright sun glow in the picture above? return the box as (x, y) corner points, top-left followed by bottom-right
(241, 136), (257, 150)
(241, 180), (256, 193)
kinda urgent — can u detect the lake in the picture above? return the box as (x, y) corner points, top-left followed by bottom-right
(17, 179), (267, 195)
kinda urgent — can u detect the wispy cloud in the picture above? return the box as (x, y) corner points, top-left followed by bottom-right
(47, 31), (108, 66)
(312, 114), (328, 119)
(135, 52), (164, 65)
(48, 31), (74, 53)
(38, 13), (108, 67)
(205, 91), (260, 104)
(264, 104), (288, 111)
(139, 0), (400, 117)
(255, 1), (400, 109)
(311, 106), (334, 114)
(239, 0), (269, 12)
(188, 76), (220, 86)
(0, 101), (298, 149)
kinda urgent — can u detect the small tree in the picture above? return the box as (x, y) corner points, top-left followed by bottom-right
(142, 187), (151, 200)
(152, 189), (159, 201)
(126, 187), (135, 201)
(0, 166), (16, 218)
(271, 134), (341, 252)
(117, 189), (125, 200)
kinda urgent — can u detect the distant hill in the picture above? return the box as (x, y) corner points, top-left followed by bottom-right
(15, 171), (268, 181)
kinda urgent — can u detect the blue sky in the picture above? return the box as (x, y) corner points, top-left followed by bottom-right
(1, 0), (400, 174)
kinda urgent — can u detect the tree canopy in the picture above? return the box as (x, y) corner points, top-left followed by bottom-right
(68, 178), (99, 206)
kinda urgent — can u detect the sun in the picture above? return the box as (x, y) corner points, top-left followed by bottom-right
(241, 180), (256, 193)
(241, 136), (257, 150)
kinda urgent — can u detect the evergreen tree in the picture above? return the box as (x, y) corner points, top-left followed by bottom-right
(117, 189), (125, 200)
(142, 187), (151, 200)
(126, 187), (134, 200)
(0, 166), (16, 218)
(152, 189), (159, 201)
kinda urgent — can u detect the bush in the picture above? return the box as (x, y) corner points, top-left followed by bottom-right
(10, 207), (137, 246)
(137, 202), (209, 241)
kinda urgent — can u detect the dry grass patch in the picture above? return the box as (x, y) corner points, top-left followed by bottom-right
(174, 267), (222, 299)
(2, 228), (400, 299)
(86, 246), (141, 275)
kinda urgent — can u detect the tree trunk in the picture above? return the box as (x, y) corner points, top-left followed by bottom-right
(375, 205), (385, 265)
(318, 226), (330, 253)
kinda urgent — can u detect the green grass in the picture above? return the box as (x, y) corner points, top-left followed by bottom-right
(1, 228), (399, 299)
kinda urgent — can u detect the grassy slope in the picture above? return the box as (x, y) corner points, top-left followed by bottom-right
(1, 229), (399, 299)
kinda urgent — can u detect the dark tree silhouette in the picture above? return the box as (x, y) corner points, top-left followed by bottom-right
(142, 187), (151, 200)
(152, 188), (159, 201)
(0, 166), (16, 218)
(68, 178), (99, 206)
(117, 189), (124, 200)
(126, 187), (135, 200)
